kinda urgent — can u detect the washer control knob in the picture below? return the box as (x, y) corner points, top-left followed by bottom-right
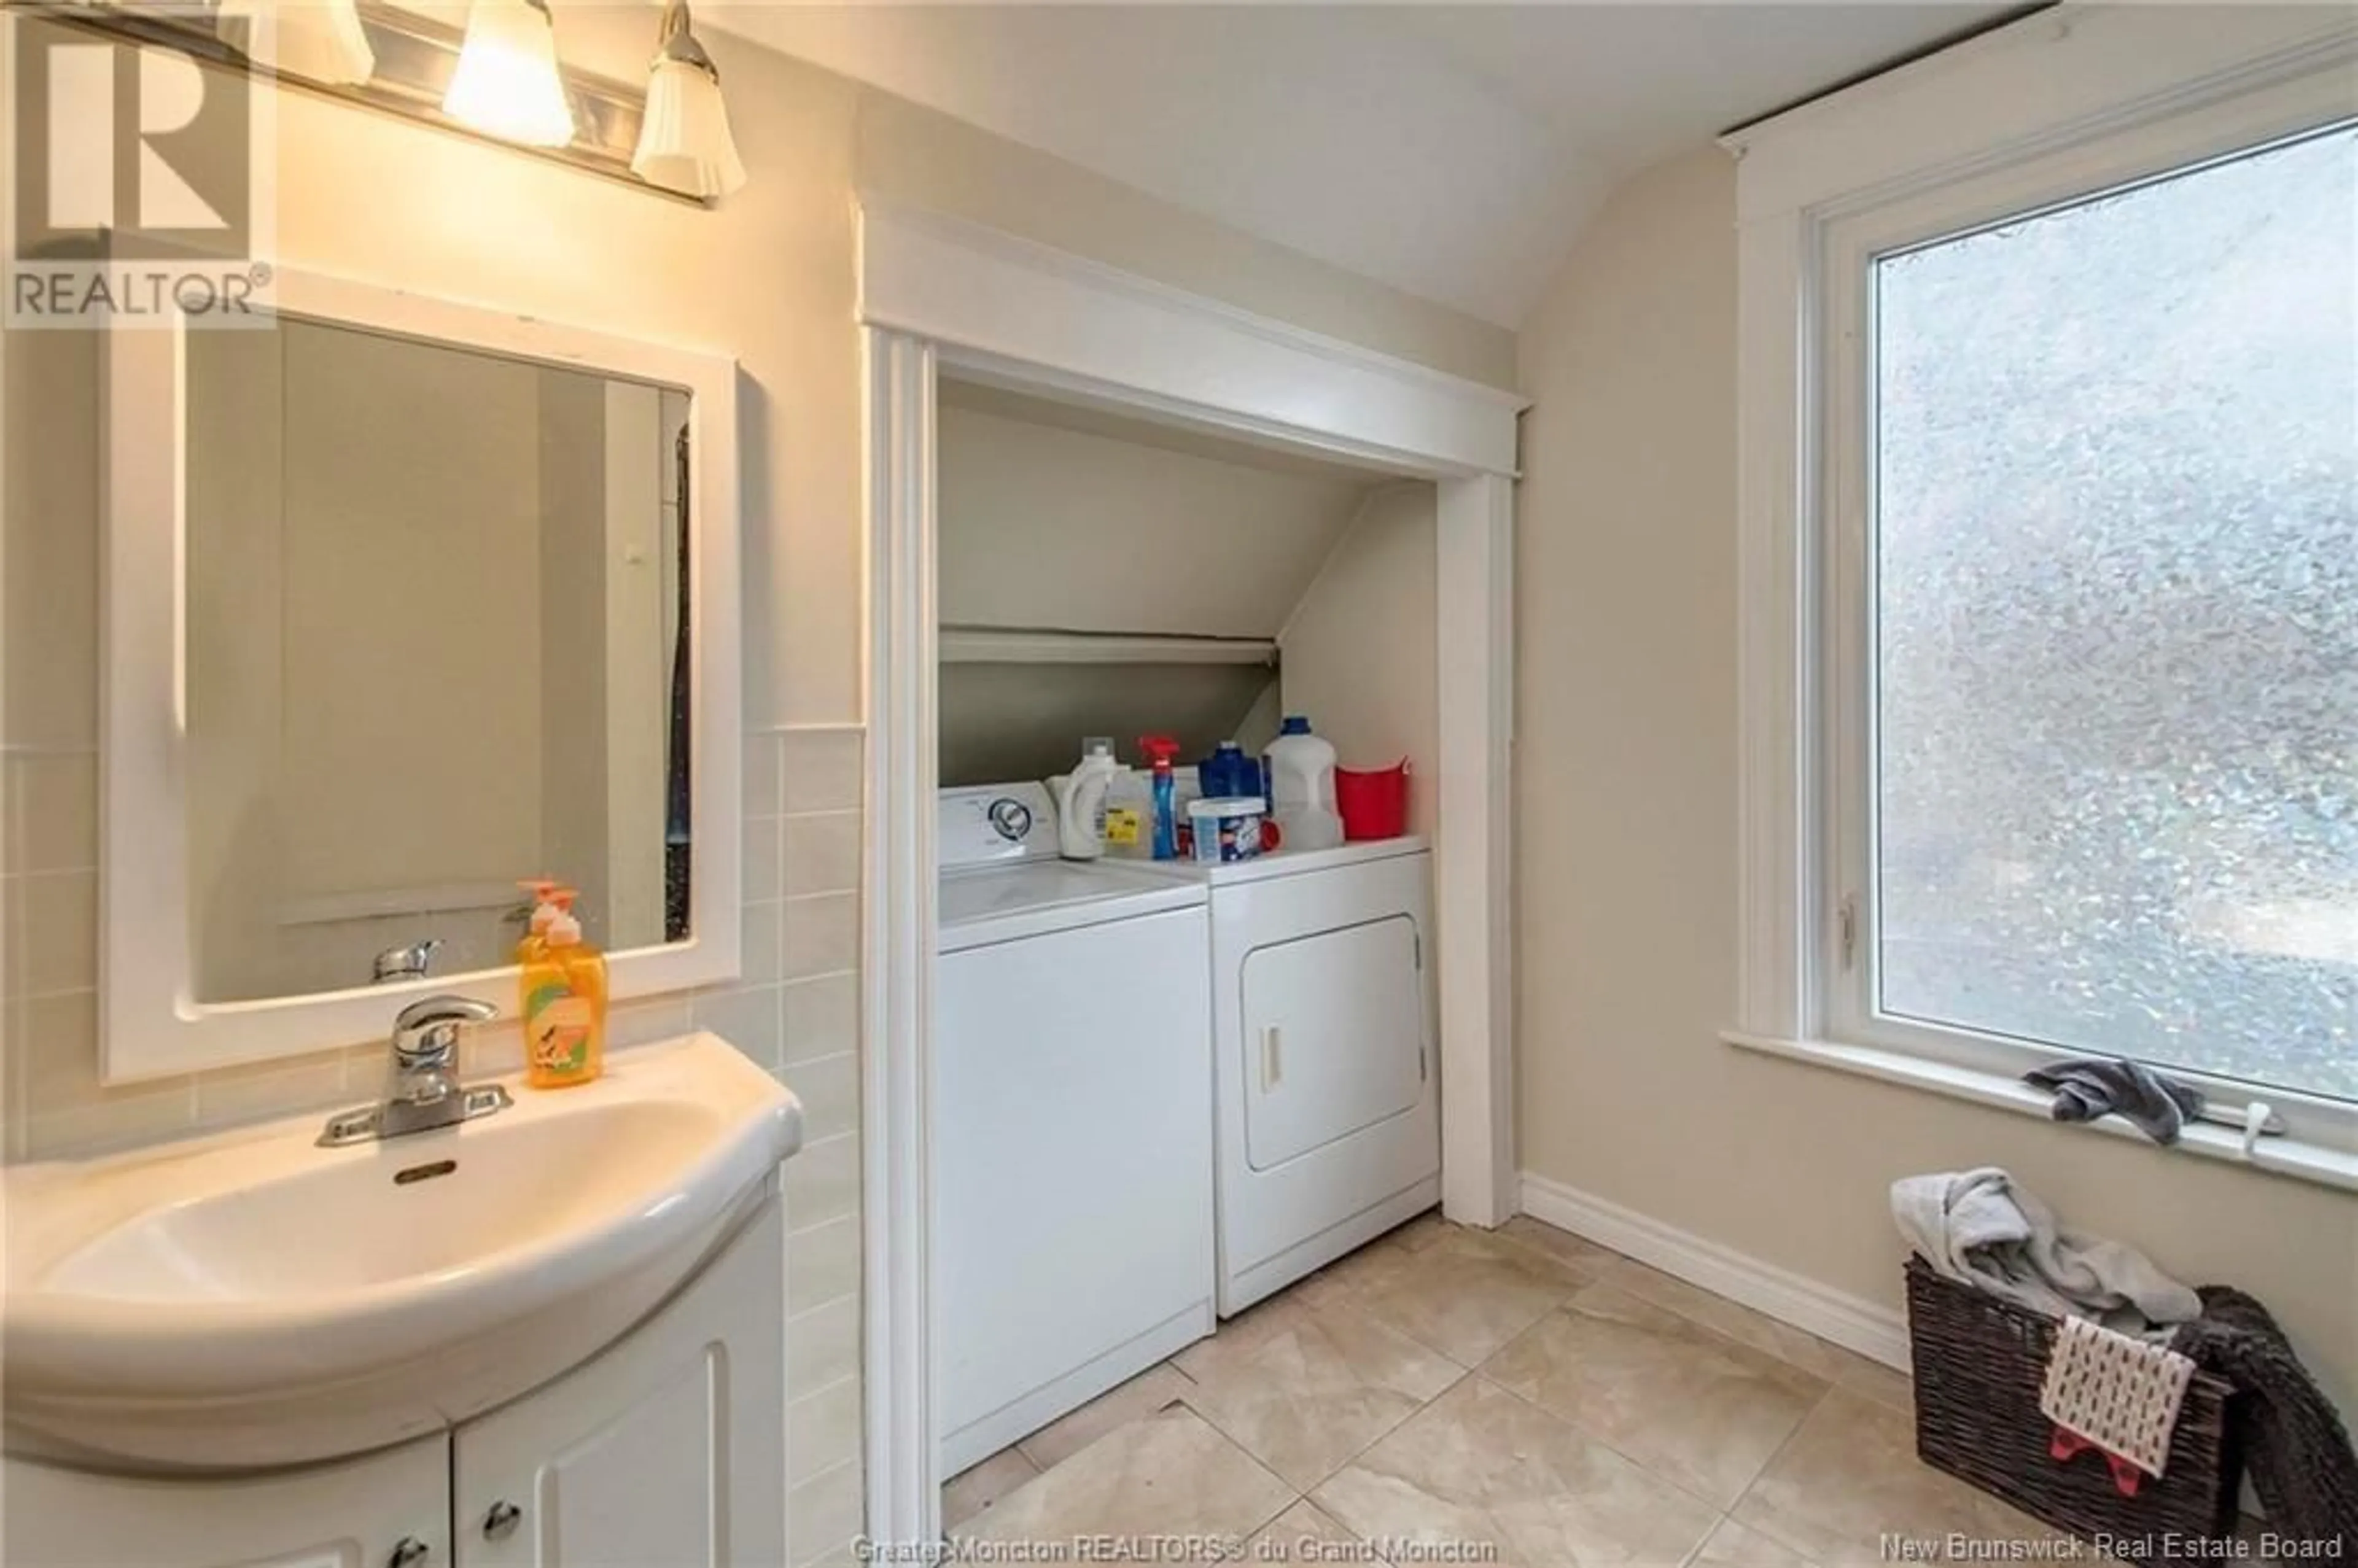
(987, 798), (1033, 843)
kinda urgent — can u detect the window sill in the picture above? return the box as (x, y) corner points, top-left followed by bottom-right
(1721, 1029), (2358, 1195)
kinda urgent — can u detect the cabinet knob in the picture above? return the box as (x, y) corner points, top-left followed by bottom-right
(387, 1539), (431, 1568)
(484, 1500), (524, 1540)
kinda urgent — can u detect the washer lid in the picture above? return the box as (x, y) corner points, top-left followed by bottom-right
(939, 861), (1206, 952)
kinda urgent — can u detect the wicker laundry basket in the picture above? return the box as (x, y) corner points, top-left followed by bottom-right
(1905, 1258), (2242, 1564)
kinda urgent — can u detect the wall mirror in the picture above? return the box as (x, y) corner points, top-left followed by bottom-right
(103, 270), (741, 1080)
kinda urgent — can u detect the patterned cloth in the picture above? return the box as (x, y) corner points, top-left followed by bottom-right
(2040, 1311), (2197, 1478)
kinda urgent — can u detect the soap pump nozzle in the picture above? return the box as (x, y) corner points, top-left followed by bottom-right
(545, 887), (583, 948)
(516, 877), (564, 958)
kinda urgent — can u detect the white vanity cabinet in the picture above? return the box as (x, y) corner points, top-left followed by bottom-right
(451, 1195), (785, 1568)
(2, 1201), (787, 1568)
(0, 1434), (451, 1568)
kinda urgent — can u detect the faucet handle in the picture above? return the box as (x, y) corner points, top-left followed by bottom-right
(392, 994), (498, 1069)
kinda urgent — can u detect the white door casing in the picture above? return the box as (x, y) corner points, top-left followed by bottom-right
(856, 203), (1526, 1550)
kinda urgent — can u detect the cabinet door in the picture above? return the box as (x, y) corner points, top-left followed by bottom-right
(2, 1435), (449, 1568)
(453, 1198), (785, 1568)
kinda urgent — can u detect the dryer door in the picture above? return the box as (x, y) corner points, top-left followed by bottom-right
(1241, 915), (1427, 1171)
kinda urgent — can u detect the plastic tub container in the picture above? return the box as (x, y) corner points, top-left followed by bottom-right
(1188, 797), (1267, 863)
(1335, 761), (1411, 841)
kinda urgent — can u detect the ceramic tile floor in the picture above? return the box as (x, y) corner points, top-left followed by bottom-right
(941, 1213), (2135, 1567)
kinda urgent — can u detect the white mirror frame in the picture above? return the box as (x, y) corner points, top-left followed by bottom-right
(100, 266), (742, 1082)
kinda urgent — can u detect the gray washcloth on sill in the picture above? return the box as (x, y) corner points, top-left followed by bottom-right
(2022, 1056), (2204, 1146)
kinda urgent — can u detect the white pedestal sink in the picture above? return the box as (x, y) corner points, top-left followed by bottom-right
(1, 1033), (802, 1472)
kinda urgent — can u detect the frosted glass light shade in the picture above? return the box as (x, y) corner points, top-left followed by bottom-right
(632, 54), (745, 199)
(218, 0), (376, 86)
(444, 0), (575, 149)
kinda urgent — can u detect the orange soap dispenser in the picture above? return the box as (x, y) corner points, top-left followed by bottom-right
(522, 888), (609, 1089)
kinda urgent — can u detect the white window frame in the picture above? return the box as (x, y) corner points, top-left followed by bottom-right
(1725, 6), (2358, 1190)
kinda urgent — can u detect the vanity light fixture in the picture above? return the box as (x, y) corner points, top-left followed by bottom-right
(216, 0), (376, 87)
(631, 1), (745, 200)
(444, 0), (576, 149)
(23, 0), (731, 203)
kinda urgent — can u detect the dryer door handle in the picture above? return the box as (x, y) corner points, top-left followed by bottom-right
(1261, 1027), (1282, 1093)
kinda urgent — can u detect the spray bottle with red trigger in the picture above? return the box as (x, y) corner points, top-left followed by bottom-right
(1138, 735), (1183, 861)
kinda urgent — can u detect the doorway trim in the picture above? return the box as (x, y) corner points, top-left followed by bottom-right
(857, 202), (1526, 1549)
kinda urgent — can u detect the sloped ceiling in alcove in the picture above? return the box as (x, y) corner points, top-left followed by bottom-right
(937, 381), (1379, 639)
(936, 380), (1375, 786)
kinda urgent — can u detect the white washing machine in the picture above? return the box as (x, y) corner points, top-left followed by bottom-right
(933, 783), (1216, 1475)
(1142, 837), (1441, 1313)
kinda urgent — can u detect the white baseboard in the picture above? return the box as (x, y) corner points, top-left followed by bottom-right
(1517, 1171), (1911, 1372)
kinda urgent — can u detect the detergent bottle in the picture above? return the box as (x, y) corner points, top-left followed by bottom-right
(1200, 740), (1261, 801)
(1264, 716), (1344, 852)
(1049, 738), (1121, 861)
(1138, 734), (1182, 861)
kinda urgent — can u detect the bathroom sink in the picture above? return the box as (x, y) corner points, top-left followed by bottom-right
(2, 1032), (801, 1471)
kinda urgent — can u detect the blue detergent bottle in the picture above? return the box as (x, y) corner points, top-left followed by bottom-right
(1138, 735), (1183, 860)
(1200, 740), (1261, 800)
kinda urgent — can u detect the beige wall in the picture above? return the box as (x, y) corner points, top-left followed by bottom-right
(1279, 483), (1439, 839)
(283, 333), (548, 905)
(934, 387), (1390, 787)
(601, 381), (675, 949)
(180, 328), (687, 999)
(938, 398), (1376, 640)
(535, 367), (611, 951)
(186, 324), (550, 999)
(183, 326), (288, 1004)
(1513, 145), (2358, 1416)
(0, 12), (1512, 1561)
(857, 95), (1513, 388)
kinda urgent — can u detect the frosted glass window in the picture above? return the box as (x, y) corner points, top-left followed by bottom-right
(1871, 125), (2358, 1102)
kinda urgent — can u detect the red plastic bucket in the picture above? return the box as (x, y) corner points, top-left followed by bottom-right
(1335, 761), (1411, 841)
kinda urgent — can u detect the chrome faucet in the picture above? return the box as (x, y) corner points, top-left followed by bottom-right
(371, 937), (443, 985)
(316, 994), (514, 1147)
(384, 995), (496, 1126)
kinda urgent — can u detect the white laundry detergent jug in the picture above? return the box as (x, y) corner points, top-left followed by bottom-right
(1263, 716), (1343, 852)
(1049, 738), (1123, 861)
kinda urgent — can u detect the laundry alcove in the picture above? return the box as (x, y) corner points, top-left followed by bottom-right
(857, 198), (1525, 1547)
(934, 375), (1436, 809)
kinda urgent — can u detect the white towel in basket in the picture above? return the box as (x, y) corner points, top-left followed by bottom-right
(2039, 1311), (2197, 1478)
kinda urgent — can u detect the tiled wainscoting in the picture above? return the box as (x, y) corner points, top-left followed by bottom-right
(0, 723), (868, 1567)
(744, 723), (870, 1568)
